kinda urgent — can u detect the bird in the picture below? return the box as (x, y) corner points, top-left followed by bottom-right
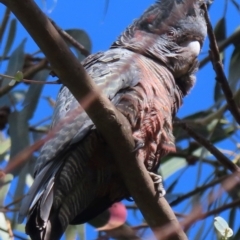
(19, 0), (207, 239)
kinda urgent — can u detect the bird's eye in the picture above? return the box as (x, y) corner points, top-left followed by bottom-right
(167, 28), (178, 37)
(167, 30), (175, 37)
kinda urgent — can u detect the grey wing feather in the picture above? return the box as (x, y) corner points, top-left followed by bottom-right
(34, 48), (140, 175)
(19, 48), (141, 222)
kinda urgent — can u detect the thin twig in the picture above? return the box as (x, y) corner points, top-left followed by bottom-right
(170, 175), (228, 206)
(29, 126), (48, 133)
(181, 197), (240, 231)
(203, 4), (240, 125)
(175, 118), (240, 173)
(0, 58), (48, 97)
(0, 8), (10, 42)
(132, 223), (148, 231)
(199, 27), (240, 68)
(201, 198), (240, 218)
(49, 18), (90, 57)
(0, 208), (19, 212)
(3, 195), (24, 208)
(31, 116), (52, 128)
(1, 73), (61, 84)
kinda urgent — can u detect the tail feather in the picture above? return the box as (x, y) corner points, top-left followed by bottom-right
(18, 161), (63, 223)
(26, 206), (65, 240)
(39, 177), (54, 223)
(20, 131), (124, 240)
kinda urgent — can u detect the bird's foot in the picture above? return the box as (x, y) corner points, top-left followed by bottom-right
(148, 172), (166, 198)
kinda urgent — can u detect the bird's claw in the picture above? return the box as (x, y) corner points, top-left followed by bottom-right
(148, 172), (166, 198)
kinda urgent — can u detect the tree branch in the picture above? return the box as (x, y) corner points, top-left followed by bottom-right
(175, 118), (240, 173)
(203, 4), (240, 125)
(0, 58), (48, 97)
(0, 0), (187, 239)
(199, 27), (240, 68)
(49, 18), (90, 57)
(170, 175), (228, 206)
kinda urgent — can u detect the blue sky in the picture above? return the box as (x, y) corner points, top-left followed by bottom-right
(1, 0), (240, 239)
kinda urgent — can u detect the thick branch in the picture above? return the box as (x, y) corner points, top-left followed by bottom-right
(1, 0), (187, 239)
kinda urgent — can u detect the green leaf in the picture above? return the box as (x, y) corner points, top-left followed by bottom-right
(65, 225), (77, 240)
(14, 71), (23, 82)
(0, 90), (26, 106)
(214, 82), (223, 104)
(228, 207), (236, 232)
(175, 115), (235, 148)
(65, 225), (85, 240)
(22, 69), (49, 120)
(228, 44), (240, 90)
(0, 38), (26, 107)
(0, 138), (11, 155)
(2, 18), (17, 60)
(0, 174), (13, 205)
(5, 38), (26, 77)
(0, 213), (9, 239)
(65, 29), (92, 61)
(160, 157), (187, 179)
(76, 224), (85, 240)
(214, 18), (226, 44)
(8, 110), (30, 176)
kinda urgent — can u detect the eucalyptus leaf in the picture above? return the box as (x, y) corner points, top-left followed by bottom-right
(0, 213), (9, 240)
(0, 38), (26, 107)
(65, 225), (77, 239)
(160, 157), (187, 179)
(0, 173), (13, 205)
(0, 90), (26, 106)
(214, 17), (226, 45)
(0, 138), (10, 155)
(65, 224), (85, 240)
(76, 224), (85, 240)
(8, 110), (30, 176)
(65, 29), (91, 61)
(14, 71), (23, 82)
(5, 38), (26, 79)
(228, 44), (240, 90)
(2, 18), (17, 61)
(22, 69), (49, 120)
(228, 207), (236, 232)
